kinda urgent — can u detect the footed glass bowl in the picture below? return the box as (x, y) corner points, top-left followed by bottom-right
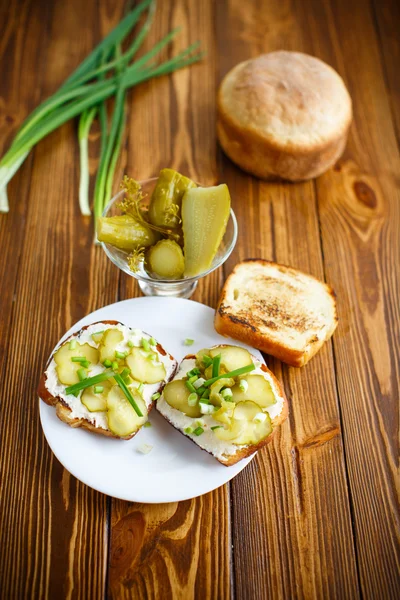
(100, 177), (238, 298)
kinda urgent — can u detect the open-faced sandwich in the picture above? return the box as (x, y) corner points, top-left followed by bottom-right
(156, 344), (287, 465)
(38, 321), (177, 439)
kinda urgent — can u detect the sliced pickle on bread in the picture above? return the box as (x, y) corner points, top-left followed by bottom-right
(107, 385), (147, 437)
(126, 347), (166, 384)
(98, 328), (124, 363)
(163, 379), (202, 418)
(209, 345), (253, 372)
(81, 380), (113, 412)
(54, 342), (99, 385)
(231, 375), (276, 408)
(215, 401), (272, 445)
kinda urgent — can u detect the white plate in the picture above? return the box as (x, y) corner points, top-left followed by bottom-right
(39, 297), (262, 503)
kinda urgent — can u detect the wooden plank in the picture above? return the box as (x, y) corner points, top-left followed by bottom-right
(216, 1), (360, 597)
(108, 2), (231, 599)
(298, 0), (400, 595)
(0, 0), (123, 596)
(370, 0), (400, 147)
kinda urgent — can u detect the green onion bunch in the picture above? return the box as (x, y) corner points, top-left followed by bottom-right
(0, 0), (203, 225)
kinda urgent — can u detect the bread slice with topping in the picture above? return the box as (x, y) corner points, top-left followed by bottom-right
(215, 260), (338, 367)
(156, 344), (288, 466)
(38, 320), (177, 440)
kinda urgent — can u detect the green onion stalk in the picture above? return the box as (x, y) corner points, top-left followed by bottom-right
(0, 0), (204, 213)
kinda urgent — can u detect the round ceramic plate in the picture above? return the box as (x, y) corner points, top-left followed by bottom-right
(39, 297), (262, 503)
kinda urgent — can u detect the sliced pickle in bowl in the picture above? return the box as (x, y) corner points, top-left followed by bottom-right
(107, 385), (147, 437)
(126, 347), (166, 384)
(54, 342), (99, 386)
(146, 239), (185, 279)
(163, 379), (202, 418)
(182, 184), (231, 277)
(231, 375), (276, 408)
(81, 380), (113, 412)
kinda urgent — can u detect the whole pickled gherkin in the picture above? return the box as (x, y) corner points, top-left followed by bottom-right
(148, 168), (196, 229)
(97, 215), (159, 251)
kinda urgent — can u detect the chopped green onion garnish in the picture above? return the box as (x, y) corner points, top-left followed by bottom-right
(149, 337), (157, 346)
(199, 397), (210, 404)
(193, 426), (204, 436)
(65, 370), (115, 395)
(212, 354), (221, 378)
(94, 386), (104, 394)
(82, 360), (90, 369)
(120, 367), (130, 378)
(203, 364), (256, 387)
(187, 368), (201, 378)
(239, 379), (248, 393)
(144, 421), (152, 428)
(253, 412), (267, 424)
(184, 338), (195, 346)
(196, 386), (206, 396)
(184, 426), (194, 434)
(77, 368), (88, 381)
(188, 393), (198, 406)
(112, 361), (119, 371)
(115, 350), (126, 359)
(201, 389), (210, 399)
(69, 339), (77, 351)
(128, 340), (134, 348)
(193, 377), (206, 389)
(141, 338), (150, 352)
(211, 425), (223, 431)
(113, 372), (143, 417)
(71, 356), (85, 363)
(221, 388), (233, 400)
(151, 392), (161, 400)
(202, 355), (213, 367)
(103, 359), (112, 367)
(185, 380), (196, 394)
(188, 375), (198, 384)
(200, 402), (215, 415)
(138, 383), (144, 394)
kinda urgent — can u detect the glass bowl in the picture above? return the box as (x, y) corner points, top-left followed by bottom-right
(100, 177), (238, 298)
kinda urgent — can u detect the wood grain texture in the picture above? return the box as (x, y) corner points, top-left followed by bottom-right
(217, 1), (359, 597)
(0, 0), (123, 596)
(0, 0), (399, 598)
(298, 0), (400, 595)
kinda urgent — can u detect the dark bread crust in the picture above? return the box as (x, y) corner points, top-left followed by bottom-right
(38, 320), (177, 440)
(156, 349), (288, 466)
(215, 260), (338, 367)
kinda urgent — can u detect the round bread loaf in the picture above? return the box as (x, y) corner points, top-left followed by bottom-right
(217, 51), (352, 181)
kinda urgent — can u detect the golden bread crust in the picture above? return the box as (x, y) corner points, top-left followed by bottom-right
(217, 51), (352, 181)
(38, 320), (177, 440)
(157, 351), (288, 466)
(214, 260), (338, 367)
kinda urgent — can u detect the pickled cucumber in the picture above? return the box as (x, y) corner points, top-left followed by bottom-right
(146, 239), (185, 279)
(209, 346), (253, 372)
(81, 380), (113, 412)
(97, 214), (159, 251)
(99, 329), (124, 364)
(107, 385), (147, 437)
(54, 342), (99, 386)
(126, 348), (166, 383)
(148, 169), (196, 229)
(214, 401), (272, 445)
(163, 379), (202, 418)
(182, 184), (231, 277)
(231, 375), (276, 408)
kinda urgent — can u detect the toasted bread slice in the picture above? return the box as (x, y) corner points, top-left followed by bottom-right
(215, 260), (338, 367)
(38, 320), (177, 440)
(156, 347), (288, 466)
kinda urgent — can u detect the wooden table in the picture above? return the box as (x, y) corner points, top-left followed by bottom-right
(1, 0), (399, 597)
